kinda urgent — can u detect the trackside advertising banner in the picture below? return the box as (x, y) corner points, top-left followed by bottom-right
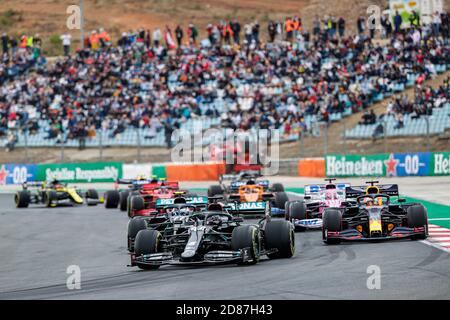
(326, 152), (447, 177)
(36, 162), (122, 183)
(0, 164), (38, 185)
(431, 152), (450, 176)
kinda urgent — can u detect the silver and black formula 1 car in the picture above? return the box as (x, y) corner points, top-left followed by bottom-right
(129, 198), (295, 269)
(321, 181), (428, 244)
(14, 180), (100, 208)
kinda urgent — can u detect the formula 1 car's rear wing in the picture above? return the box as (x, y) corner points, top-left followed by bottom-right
(228, 180), (270, 192)
(345, 184), (399, 198)
(225, 201), (269, 215)
(155, 196), (209, 208)
(116, 179), (179, 190)
(304, 183), (350, 196)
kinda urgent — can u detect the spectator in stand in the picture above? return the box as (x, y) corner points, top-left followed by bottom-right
(394, 11), (403, 34)
(268, 21), (276, 42)
(231, 20), (241, 45)
(175, 25), (183, 47)
(313, 15), (321, 36)
(409, 10), (421, 29)
(338, 17), (345, 37)
(372, 122), (384, 141)
(432, 11), (442, 38)
(187, 23), (198, 45)
(60, 32), (72, 56)
(357, 16), (365, 35)
(2, 33), (9, 55)
(153, 28), (162, 46)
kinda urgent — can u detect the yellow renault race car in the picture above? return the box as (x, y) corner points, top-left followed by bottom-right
(14, 180), (101, 208)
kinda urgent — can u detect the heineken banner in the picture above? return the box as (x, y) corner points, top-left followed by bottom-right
(36, 162), (122, 183)
(431, 152), (450, 176)
(326, 152), (444, 177)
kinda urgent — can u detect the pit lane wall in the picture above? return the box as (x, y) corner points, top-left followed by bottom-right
(1, 152), (449, 185)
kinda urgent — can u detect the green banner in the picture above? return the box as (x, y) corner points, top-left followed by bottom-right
(37, 162), (122, 183)
(152, 165), (167, 179)
(326, 154), (388, 177)
(430, 152), (450, 176)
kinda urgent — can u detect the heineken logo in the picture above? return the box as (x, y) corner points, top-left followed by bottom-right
(433, 153), (450, 175)
(326, 156), (383, 176)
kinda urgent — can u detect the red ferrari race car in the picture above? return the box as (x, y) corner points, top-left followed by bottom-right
(104, 176), (181, 214)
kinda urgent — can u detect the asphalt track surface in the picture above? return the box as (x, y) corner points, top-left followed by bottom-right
(0, 191), (449, 300)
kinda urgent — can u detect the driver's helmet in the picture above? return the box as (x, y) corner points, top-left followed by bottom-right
(363, 196), (374, 207)
(136, 175), (146, 181)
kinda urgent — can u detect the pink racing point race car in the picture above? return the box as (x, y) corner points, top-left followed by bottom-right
(285, 179), (351, 231)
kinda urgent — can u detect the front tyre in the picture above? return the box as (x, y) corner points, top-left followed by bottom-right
(15, 191), (30, 208)
(134, 229), (162, 270)
(265, 220), (295, 259)
(322, 208), (342, 244)
(407, 204), (428, 240)
(231, 225), (260, 265)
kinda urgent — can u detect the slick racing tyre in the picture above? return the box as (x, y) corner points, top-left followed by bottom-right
(104, 190), (120, 208)
(208, 185), (224, 197)
(289, 201), (307, 232)
(322, 208), (342, 244)
(265, 220), (295, 259)
(284, 201), (292, 220)
(128, 195), (145, 218)
(271, 183), (285, 192)
(15, 191), (30, 208)
(134, 229), (162, 270)
(119, 190), (130, 211)
(127, 217), (147, 252)
(44, 190), (58, 207)
(231, 225), (260, 265)
(86, 189), (99, 206)
(273, 191), (289, 209)
(406, 204), (428, 240)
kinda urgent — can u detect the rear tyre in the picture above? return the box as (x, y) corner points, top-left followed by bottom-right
(134, 229), (161, 270)
(119, 190), (130, 211)
(44, 190), (58, 207)
(127, 217), (147, 252)
(265, 220), (295, 259)
(407, 204), (428, 240)
(208, 185), (224, 197)
(104, 190), (120, 208)
(290, 201), (307, 232)
(284, 201), (292, 220)
(271, 183), (285, 192)
(15, 191), (30, 208)
(274, 192), (289, 209)
(231, 225), (260, 265)
(128, 195), (145, 218)
(322, 209), (342, 244)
